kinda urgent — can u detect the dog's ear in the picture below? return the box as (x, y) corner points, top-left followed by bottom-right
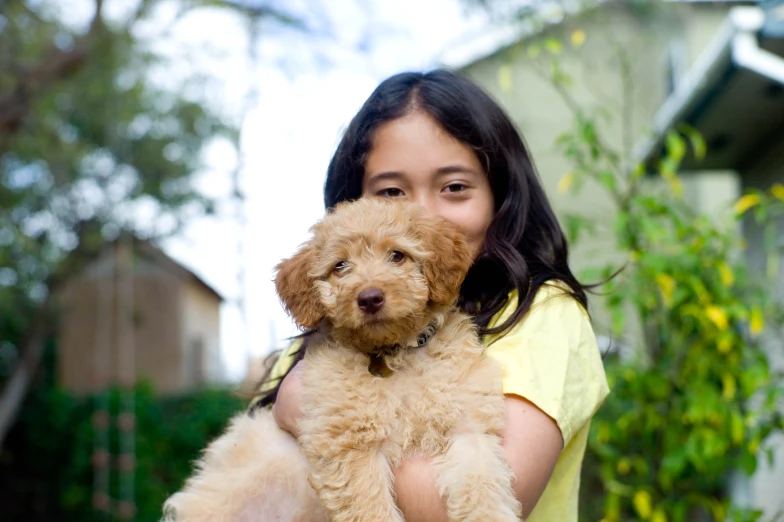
(274, 242), (324, 329)
(417, 218), (475, 306)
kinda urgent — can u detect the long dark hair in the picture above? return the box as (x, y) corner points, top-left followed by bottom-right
(252, 69), (589, 410)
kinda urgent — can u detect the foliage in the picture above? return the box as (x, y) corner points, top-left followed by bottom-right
(567, 120), (784, 522)
(0, 0), (239, 292)
(492, 9), (784, 521)
(0, 0), (301, 444)
(0, 380), (246, 521)
(0, 0), (223, 404)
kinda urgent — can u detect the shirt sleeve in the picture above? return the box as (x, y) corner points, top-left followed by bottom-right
(484, 286), (610, 446)
(249, 338), (304, 410)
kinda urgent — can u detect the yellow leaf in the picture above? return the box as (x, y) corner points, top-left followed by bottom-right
(633, 490), (652, 519)
(731, 413), (744, 444)
(607, 493), (621, 520)
(665, 175), (684, 198)
(558, 172), (574, 194)
(497, 64), (513, 94)
(722, 373), (737, 401)
(749, 437), (760, 454)
(632, 162), (645, 180)
(733, 193), (761, 215)
(571, 29), (586, 47)
(772, 183), (784, 201)
(718, 335), (733, 354)
(655, 274), (676, 305)
(706, 305), (729, 330)
(616, 458), (631, 475)
(652, 509), (668, 522)
(597, 422), (610, 443)
(711, 502), (726, 522)
(718, 262), (734, 287)
(750, 307), (764, 336)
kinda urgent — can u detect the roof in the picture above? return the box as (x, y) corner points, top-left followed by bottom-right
(73, 233), (225, 303)
(134, 240), (225, 303)
(438, 0), (754, 70)
(636, 3), (784, 170)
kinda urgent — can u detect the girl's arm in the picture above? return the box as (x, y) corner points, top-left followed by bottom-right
(393, 395), (562, 521)
(272, 361), (304, 438)
(274, 370), (563, 520)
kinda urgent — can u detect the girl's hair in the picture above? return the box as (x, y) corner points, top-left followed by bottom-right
(252, 69), (589, 410)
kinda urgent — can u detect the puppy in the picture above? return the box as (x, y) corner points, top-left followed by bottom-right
(163, 198), (522, 522)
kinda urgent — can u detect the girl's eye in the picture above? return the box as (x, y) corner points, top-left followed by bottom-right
(377, 187), (404, 198)
(333, 261), (349, 274)
(389, 251), (405, 263)
(444, 183), (467, 193)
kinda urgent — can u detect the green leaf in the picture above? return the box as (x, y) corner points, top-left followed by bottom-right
(596, 170), (617, 192)
(544, 38), (563, 55)
(666, 131), (687, 161)
(678, 123), (707, 161)
(740, 451), (758, 475)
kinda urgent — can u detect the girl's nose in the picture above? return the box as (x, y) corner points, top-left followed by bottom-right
(411, 193), (437, 217)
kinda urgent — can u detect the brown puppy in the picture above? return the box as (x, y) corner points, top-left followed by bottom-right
(163, 198), (522, 522)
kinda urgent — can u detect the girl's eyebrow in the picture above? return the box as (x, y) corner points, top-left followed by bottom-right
(367, 171), (404, 182)
(435, 165), (481, 177)
(369, 165), (481, 182)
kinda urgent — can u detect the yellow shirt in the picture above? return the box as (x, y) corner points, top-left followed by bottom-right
(258, 283), (609, 521)
(484, 283), (609, 522)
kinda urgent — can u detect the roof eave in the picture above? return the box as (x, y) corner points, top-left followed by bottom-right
(635, 5), (784, 169)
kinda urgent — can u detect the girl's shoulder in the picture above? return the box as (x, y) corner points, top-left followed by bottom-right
(484, 280), (588, 345)
(483, 280), (608, 445)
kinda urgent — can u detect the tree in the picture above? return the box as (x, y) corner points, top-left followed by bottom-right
(0, 0), (299, 445)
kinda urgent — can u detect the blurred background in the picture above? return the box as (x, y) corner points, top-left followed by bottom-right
(0, 0), (783, 520)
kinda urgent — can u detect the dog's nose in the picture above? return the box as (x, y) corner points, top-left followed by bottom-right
(357, 289), (385, 314)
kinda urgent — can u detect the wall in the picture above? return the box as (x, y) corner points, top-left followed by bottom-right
(459, 1), (737, 338)
(180, 281), (223, 386)
(58, 253), (184, 394)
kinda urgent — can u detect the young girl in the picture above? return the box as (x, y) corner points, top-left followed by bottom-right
(252, 69), (609, 521)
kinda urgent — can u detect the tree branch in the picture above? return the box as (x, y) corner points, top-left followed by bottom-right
(0, 0), (104, 137)
(0, 302), (50, 446)
(0, 219), (106, 448)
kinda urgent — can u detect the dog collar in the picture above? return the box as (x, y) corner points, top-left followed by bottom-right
(368, 319), (439, 378)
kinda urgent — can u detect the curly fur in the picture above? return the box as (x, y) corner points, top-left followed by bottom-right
(163, 198), (522, 522)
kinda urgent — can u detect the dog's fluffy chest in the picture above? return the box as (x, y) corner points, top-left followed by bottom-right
(298, 314), (502, 461)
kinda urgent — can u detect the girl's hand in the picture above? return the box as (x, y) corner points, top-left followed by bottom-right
(273, 360), (304, 438)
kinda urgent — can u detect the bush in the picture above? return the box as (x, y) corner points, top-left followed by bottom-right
(0, 382), (245, 521)
(498, 20), (784, 520)
(559, 108), (784, 522)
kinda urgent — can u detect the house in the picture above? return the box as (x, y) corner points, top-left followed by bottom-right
(637, 0), (784, 513)
(440, 0), (783, 516)
(57, 237), (226, 395)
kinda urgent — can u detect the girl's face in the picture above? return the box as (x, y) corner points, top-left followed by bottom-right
(361, 110), (495, 257)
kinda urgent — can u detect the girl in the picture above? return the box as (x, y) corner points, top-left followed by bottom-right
(253, 69), (609, 521)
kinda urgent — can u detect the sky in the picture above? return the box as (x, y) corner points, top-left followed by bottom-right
(135, 0), (500, 381)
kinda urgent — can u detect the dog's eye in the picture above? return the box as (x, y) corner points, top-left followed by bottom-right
(333, 261), (349, 274)
(389, 251), (406, 264)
